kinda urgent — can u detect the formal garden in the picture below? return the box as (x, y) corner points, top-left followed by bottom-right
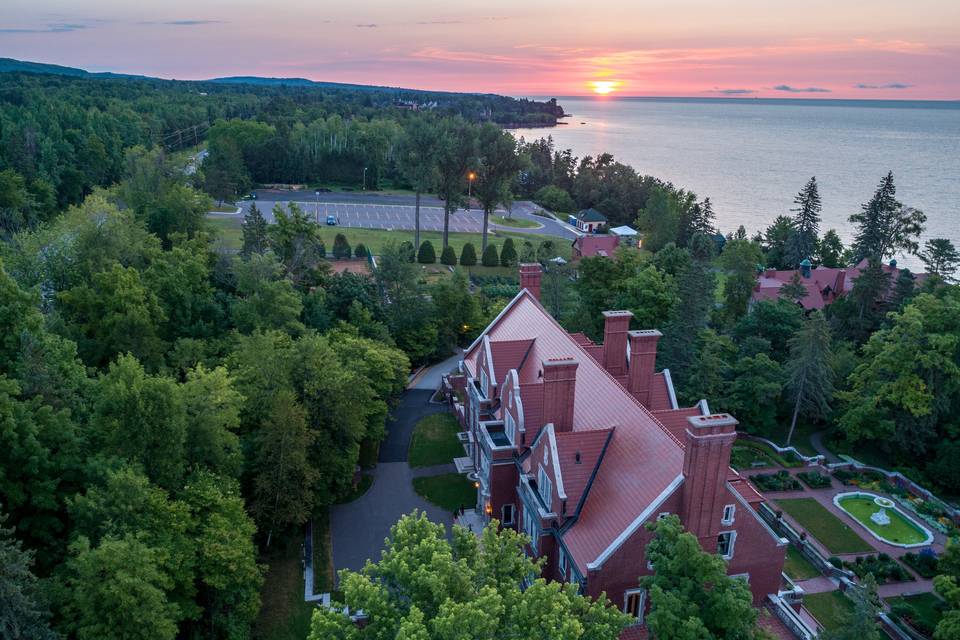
(834, 492), (935, 547)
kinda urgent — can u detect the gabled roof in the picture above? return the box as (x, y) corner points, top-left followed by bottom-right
(576, 207), (607, 222)
(609, 225), (638, 236)
(572, 234), (619, 259)
(555, 429), (613, 516)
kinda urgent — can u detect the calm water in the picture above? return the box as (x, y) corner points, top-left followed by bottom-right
(512, 97), (960, 268)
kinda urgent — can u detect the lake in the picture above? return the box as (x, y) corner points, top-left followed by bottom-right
(511, 97), (960, 268)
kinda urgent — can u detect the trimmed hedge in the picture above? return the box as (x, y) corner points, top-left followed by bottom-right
(500, 237), (518, 267)
(417, 240), (436, 264)
(440, 245), (457, 266)
(460, 243), (477, 266)
(481, 243), (499, 267)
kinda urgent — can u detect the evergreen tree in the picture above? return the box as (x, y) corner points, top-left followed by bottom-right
(785, 176), (822, 266)
(0, 511), (57, 640)
(482, 243), (500, 267)
(518, 240), (536, 263)
(439, 245), (457, 266)
(784, 311), (834, 445)
(500, 237), (518, 266)
(919, 238), (959, 282)
(398, 240), (416, 263)
(779, 271), (809, 304)
(849, 171), (926, 261)
(636, 186), (681, 252)
(719, 238), (763, 324)
(459, 242), (477, 266)
(886, 268), (916, 313)
(850, 258), (890, 323)
(822, 575), (881, 640)
(762, 216), (796, 269)
(818, 229), (846, 267)
(535, 239), (556, 263)
(354, 243), (368, 258)
(240, 202), (268, 257)
(417, 240), (436, 264)
(332, 233), (351, 259)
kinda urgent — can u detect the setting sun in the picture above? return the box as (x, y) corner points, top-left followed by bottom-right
(589, 80), (621, 95)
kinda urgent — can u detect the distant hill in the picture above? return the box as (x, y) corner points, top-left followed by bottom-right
(0, 57), (146, 80)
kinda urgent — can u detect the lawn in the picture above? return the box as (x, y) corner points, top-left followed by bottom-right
(783, 545), (821, 581)
(730, 444), (775, 470)
(804, 590), (855, 633)
(836, 495), (931, 545)
(736, 439), (803, 468)
(885, 593), (944, 636)
(492, 215), (540, 229)
(408, 414), (463, 468)
(412, 473), (476, 512)
(253, 530), (316, 640)
(206, 215), (571, 260)
(776, 498), (874, 554)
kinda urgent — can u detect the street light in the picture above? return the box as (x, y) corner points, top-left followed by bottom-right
(467, 171), (476, 210)
(362, 167), (368, 191)
(315, 190), (320, 223)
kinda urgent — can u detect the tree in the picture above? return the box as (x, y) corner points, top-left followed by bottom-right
(919, 238), (959, 282)
(417, 240), (436, 264)
(611, 264), (678, 330)
(434, 118), (478, 249)
(733, 299), (804, 363)
(203, 138), (245, 204)
(500, 237), (518, 267)
(818, 229), (845, 268)
(308, 512), (629, 640)
(785, 176), (822, 266)
(241, 202), (269, 257)
(354, 243), (368, 258)
(268, 202), (325, 286)
(779, 271), (809, 304)
(482, 243), (500, 267)
(934, 573), (960, 640)
(636, 185), (680, 252)
(784, 311), (834, 445)
(684, 329), (735, 405)
(475, 123), (523, 252)
(230, 253), (305, 335)
(397, 115), (440, 250)
(822, 575), (881, 640)
(722, 353), (783, 433)
(642, 515), (759, 640)
(57, 534), (180, 640)
(0, 510), (57, 640)
(719, 238), (764, 324)
(333, 233), (352, 260)
(440, 245), (457, 266)
(761, 216), (795, 269)
(430, 270), (480, 353)
(850, 172), (926, 261)
(181, 365), (243, 479)
(460, 243), (478, 266)
(533, 185), (576, 214)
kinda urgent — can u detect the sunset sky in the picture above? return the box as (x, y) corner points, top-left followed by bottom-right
(3, 0), (959, 99)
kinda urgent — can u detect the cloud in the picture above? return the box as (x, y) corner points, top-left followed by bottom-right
(707, 88), (756, 95)
(354, 23), (378, 28)
(854, 82), (912, 89)
(0, 22), (90, 33)
(773, 84), (831, 93)
(416, 20), (464, 25)
(138, 19), (222, 26)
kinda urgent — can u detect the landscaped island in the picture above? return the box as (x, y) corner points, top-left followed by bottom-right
(834, 492), (934, 548)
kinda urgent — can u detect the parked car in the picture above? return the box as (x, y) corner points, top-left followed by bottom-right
(326, 214), (338, 225)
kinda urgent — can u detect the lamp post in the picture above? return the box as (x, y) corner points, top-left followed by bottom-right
(467, 171), (476, 210)
(362, 167), (368, 191)
(315, 190), (320, 223)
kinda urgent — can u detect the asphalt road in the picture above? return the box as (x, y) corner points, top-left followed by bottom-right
(226, 190), (577, 239)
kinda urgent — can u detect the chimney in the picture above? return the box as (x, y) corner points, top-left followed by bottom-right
(627, 329), (662, 407)
(542, 357), (578, 433)
(601, 311), (633, 377)
(519, 263), (542, 301)
(680, 414), (738, 550)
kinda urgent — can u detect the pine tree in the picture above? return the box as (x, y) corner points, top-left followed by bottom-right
(399, 240), (416, 263)
(823, 574), (881, 640)
(850, 171), (926, 261)
(332, 233), (351, 259)
(919, 238), (960, 282)
(481, 243), (499, 267)
(785, 177), (822, 266)
(500, 237), (518, 267)
(887, 268), (916, 313)
(417, 240), (436, 264)
(440, 245), (457, 266)
(818, 229), (846, 267)
(459, 242), (477, 266)
(354, 243), (368, 258)
(779, 271), (809, 304)
(0, 511), (57, 640)
(784, 311), (834, 445)
(241, 202), (268, 257)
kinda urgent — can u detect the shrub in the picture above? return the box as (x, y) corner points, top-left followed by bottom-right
(519, 240), (536, 263)
(536, 240), (556, 263)
(354, 243), (368, 258)
(440, 245), (457, 266)
(797, 472), (832, 489)
(333, 233), (351, 259)
(750, 470), (802, 492)
(828, 556), (844, 569)
(500, 238), (518, 267)
(900, 551), (939, 578)
(482, 243), (499, 267)
(417, 240), (436, 264)
(318, 241), (326, 258)
(843, 554), (913, 584)
(399, 241), (415, 262)
(460, 243), (477, 266)
(533, 184), (576, 213)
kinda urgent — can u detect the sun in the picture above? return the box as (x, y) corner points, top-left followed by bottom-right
(589, 80), (620, 95)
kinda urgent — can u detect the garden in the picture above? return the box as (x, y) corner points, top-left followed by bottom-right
(834, 493), (934, 547)
(900, 550), (940, 579)
(776, 498), (873, 554)
(412, 473), (477, 512)
(797, 471), (832, 489)
(750, 470), (802, 492)
(842, 553), (913, 584)
(730, 444), (774, 470)
(885, 593), (946, 639)
(804, 590), (855, 634)
(783, 545), (821, 581)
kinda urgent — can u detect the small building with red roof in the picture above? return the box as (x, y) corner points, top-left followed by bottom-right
(460, 263), (788, 634)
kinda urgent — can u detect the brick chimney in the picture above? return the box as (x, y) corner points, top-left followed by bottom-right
(601, 311), (633, 377)
(680, 414), (738, 551)
(519, 263), (542, 301)
(542, 357), (578, 433)
(627, 329), (662, 407)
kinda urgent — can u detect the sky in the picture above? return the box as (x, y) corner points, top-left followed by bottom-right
(2, 0), (959, 99)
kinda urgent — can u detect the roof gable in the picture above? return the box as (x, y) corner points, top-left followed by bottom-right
(576, 208), (607, 222)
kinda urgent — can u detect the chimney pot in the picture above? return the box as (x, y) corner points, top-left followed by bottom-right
(627, 329), (662, 407)
(601, 310), (633, 376)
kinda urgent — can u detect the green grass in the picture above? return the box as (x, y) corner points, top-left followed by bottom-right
(736, 439), (803, 468)
(730, 444), (775, 470)
(211, 203), (239, 213)
(206, 215), (571, 260)
(408, 414), (463, 468)
(776, 498), (874, 554)
(804, 590), (855, 633)
(885, 593), (944, 634)
(836, 496), (930, 545)
(783, 545), (821, 581)
(412, 473), (476, 512)
(253, 530), (316, 640)
(492, 215), (540, 229)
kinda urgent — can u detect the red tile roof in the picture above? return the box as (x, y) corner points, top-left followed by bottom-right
(489, 339), (534, 388)
(573, 234), (620, 259)
(463, 291), (685, 574)
(651, 407), (703, 441)
(647, 372), (676, 411)
(555, 429), (614, 514)
(618, 626), (648, 640)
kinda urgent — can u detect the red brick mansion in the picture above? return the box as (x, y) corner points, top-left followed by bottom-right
(456, 263), (788, 625)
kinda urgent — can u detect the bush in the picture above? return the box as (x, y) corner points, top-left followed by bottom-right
(519, 240), (536, 263)
(500, 238), (518, 267)
(354, 243), (368, 258)
(481, 243), (499, 267)
(318, 241), (326, 258)
(536, 240), (556, 263)
(750, 470), (802, 492)
(797, 472), (832, 489)
(440, 245), (457, 266)
(417, 240), (436, 264)
(844, 554), (913, 584)
(533, 184), (576, 213)
(460, 243), (477, 266)
(333, 233), (351, 259)
(828, 556), (844, 569)
(832, 468), (884, 486)
(399, 241), (415, 262)
(900, 551), (939, 578)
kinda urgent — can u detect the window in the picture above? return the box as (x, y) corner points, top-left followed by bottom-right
(558, 550), (567, 579)
(537, 466), (553, 511)
(717, 531), (736, 560)
(505, 413), (516, 444)
(480, 369), (489, 397)
(722, 504), (736, 525)
(502, 504), (515, 526)
(624, 589), (646, 621)
(523, 507), (539, 553)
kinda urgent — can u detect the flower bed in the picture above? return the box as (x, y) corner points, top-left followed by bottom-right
(797, 471), (832, 489)
(843, 553), (913, 584)
(751, 470), (802, 492)
(834, 492), (935, 548)
(900, 550), (940, 579)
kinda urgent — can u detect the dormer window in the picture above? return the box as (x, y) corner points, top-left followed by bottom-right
(505, 412), (516, 444)
(537, 465), (553, 511)
(479, 369), (489, 398)
(721, 504), (735, 525)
